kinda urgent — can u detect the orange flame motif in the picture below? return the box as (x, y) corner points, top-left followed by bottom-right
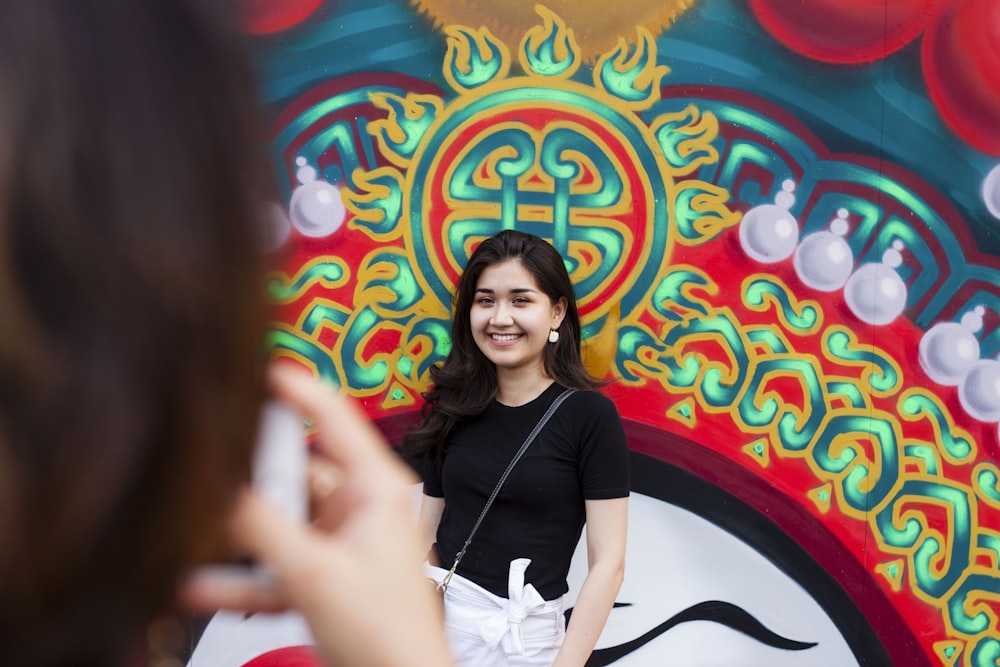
(409, 0), (696, 62)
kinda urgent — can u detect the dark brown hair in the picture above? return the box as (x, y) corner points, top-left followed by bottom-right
(405, 230), (598, 462)
(0, 1), (269, 665)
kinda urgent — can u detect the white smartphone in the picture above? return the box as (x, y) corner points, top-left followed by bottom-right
(251, 399), (309, 523)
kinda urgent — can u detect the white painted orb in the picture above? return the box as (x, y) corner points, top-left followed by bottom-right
(918, 321), (981, 385)
(296, 165), (318, 184)
(288, 180), (345, 238)
(794, 231), (854, 291)
(261, 202), (292, 253)
(983, 163), (1000, 219)
(843, 262), (907, 325)
(959, 358), (1000, 422)
(739, 203), (800, 263)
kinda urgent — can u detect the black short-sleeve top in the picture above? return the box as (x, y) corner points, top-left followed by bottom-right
(422, 383), (630, 599)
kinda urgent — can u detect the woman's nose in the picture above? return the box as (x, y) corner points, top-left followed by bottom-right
(490, 303), (514, 325)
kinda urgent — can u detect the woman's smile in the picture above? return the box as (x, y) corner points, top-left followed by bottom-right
(489, 332), (524, 343)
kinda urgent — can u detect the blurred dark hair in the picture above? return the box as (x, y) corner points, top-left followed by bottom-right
(0, 0), (269, 665)
(405, 230), (597, 462)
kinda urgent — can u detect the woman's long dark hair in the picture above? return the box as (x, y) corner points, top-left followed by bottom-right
(0, 1), (268, 665)
(405, 230), (598, 462)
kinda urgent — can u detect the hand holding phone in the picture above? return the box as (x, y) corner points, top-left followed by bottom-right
(181, 366), (452, 667)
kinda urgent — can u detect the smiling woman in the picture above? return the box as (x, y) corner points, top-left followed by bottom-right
(405, 230), (630, 667)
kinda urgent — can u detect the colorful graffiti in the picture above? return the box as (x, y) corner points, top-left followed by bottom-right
(190, 1), (1000, 666)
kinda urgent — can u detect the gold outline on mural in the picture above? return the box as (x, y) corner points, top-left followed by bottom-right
(343, 167), (407, 242)
(648, 104), (721, 176)
(665, 397), (697, 428)
(265, 255), (351, 305)
(932, 639), (963, 666)
(740, 352), (826, 435)
(741, 273), (823, 337)
(444, 24), (512, 93)
(875, 558), (906, 593)
(806, 481), (833, 514)
(268, 320), (344, 386)
(382, 381), (418, 410)
(820, 325), (904, 399)
(354, 248), (431, 321)
(591, 25), (669, 112)
(367, 93), (445, 168)
(971, 463), (1000, 510)
(897, 387), (977, 467)
(516, 6), (581, 80)
(291, 296), (351, 340)
(742, 437), (771, 468)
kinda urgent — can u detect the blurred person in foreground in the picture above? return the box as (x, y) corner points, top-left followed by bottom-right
(0, 1), (450, 666)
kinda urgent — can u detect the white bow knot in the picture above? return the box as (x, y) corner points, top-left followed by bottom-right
(478, 558), (546, 655)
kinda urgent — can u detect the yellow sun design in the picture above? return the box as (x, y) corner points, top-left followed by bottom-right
(409, 0), (696, 62)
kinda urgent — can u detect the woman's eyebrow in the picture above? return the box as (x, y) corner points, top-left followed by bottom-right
(474, 287), (538, 294)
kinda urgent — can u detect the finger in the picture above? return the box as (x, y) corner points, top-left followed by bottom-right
(308, 456), (346, 526)
(226, 488), (323, 580)
(271, 367), (385, 466)
(308, 456), (344, 499)
(267, 365), (389, 471)
(178, 565), (287, 614)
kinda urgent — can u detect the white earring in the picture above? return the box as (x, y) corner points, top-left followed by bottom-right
(548, 329), (559, 344)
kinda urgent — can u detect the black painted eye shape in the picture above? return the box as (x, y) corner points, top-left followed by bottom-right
(565, 600), (817, 665)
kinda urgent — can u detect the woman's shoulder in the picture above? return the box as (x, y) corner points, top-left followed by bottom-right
(561, 386), (621, 416)
(558, 388), (628, 452)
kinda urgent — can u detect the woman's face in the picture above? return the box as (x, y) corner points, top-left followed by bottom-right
(469, 259), (566, 379)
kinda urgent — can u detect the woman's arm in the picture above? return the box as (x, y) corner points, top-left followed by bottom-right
(553, 496), (628, 667)
(419, 494), (445, 565)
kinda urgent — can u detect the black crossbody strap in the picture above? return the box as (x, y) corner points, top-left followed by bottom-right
(439, 388), (576, 592)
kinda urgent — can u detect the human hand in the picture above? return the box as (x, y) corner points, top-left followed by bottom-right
(182, 364), (450, 667)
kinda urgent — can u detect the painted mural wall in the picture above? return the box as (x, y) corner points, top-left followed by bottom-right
(191, 1), (1000, 665)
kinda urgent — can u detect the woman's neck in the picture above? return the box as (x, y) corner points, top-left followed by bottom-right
(495, 367), (554, 407)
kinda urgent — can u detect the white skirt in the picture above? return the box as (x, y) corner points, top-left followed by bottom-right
(425, 558), (566, 667)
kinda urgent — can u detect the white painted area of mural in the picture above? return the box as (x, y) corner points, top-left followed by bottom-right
(566, 493), (858, 666)
(188, 609), (314, 667)
(190, 490), (858, 666)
